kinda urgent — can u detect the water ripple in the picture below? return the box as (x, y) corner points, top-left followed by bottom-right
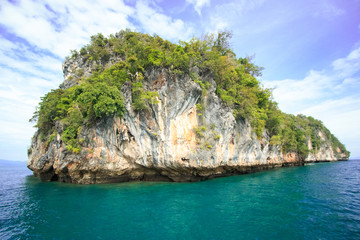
(1, 160), (360, 239)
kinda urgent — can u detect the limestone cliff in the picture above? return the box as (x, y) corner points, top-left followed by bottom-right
(27, 30), (349, 183)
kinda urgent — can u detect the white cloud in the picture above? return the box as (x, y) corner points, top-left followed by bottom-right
(270, 71), (326, 98)
(300, 97), (360, 117)
(264, 46), (360, 112)
(206, 0), (266, 33)
(313, 0), (345, 19)
(332, 47), (360, 77)
(186, 0), (211, 15)
(0, 0), (194, 57)
(135, 1), (193, 41)
(0, 0), (135, 58)
(0, 51), (61, 82)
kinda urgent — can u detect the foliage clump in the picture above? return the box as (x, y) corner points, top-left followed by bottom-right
(31, 29), (349, 158)
(30, 77), (125, 153)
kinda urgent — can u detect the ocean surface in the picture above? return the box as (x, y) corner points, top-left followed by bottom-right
(0, 160), (359, 240)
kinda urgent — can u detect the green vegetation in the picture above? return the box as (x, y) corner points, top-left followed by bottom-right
(30, 80), (125, 153)
(31, 29), (349, 158)
(194, 126), (205, 139)
(194, 123), (221, 151)
(266, 113), (350, 158)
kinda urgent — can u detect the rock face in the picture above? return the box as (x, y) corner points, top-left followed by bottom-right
(305, 132), (348, 162)
(27, 66), (348, 184)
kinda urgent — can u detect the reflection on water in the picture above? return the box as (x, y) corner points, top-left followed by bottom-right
(1, 160), (360, 239)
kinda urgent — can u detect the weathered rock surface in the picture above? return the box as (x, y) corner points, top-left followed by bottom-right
(305, 132), (348, 162)
(27, 61), (348, 184)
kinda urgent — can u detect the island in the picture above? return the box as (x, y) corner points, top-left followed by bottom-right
(27, 30), (350, 184)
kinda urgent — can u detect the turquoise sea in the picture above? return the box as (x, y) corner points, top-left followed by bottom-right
(1, 160), (359, 240)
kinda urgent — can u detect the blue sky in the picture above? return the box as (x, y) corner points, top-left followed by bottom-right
(0, 0), (359, 161)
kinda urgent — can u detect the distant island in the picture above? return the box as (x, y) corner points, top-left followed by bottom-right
(27, 30), (349, 184)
